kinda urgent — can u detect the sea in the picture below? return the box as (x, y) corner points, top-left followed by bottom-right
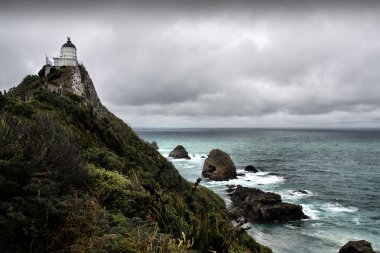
(135, 128), (380, 253)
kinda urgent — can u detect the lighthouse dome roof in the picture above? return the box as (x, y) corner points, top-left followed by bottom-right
(62, 37), (76, 49)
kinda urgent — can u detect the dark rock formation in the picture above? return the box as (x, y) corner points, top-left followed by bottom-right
(229, 185), (309, 223)
(226, 185), (237, 193)
(237, 173), (245, 177)
(202, 149), (237, 181)
(151, 141), (159, 150)
(245, 165), (259, 173)
(339, 240), (376, 253)
(169, 145), (191, 159)
(201, 155), (206, 158)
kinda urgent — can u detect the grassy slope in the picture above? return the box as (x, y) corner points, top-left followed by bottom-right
(0, 75), (272, 253)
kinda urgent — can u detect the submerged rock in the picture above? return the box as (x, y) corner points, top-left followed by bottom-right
(245, 165), (259, 173)
(229, 185), (309, 223)
(169, 145), (191, 159)
(202, 149), (237, 181)
(339, 240), (376, 253)
(293, 190), (308, 195)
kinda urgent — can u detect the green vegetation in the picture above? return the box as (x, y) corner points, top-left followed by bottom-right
(0, 75), (272, 252)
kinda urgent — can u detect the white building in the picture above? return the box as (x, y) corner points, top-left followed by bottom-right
(48, 37), (78, 67)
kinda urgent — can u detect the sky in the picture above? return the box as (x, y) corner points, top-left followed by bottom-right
(1, 0), (380, 128)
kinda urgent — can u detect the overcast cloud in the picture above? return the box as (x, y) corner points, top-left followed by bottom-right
(1, 0), (380, 128)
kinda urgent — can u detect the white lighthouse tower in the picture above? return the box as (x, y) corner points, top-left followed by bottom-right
(53, 37), (77, 67)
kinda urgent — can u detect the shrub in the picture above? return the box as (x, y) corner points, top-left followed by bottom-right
(84, 148), (126, 173)
(38, 66), (45, 78)
(4, 100), (34, 117)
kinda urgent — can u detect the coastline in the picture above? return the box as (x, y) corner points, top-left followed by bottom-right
(136, 128), (380, 253)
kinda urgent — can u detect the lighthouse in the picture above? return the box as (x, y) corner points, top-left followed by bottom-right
(52, 37), (78, 67)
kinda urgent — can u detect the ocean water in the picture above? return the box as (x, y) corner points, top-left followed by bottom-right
(136, 128), (380, 253)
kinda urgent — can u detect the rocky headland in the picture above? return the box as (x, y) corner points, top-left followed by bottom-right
(0, 65), (271, 252)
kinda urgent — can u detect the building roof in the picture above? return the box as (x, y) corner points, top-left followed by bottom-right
(62, 37), (76, 49)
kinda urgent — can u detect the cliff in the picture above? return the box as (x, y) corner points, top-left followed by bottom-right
(0, 66), (271, 253)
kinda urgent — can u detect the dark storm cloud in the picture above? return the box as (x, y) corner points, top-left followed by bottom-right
(1, 0), (380, 127)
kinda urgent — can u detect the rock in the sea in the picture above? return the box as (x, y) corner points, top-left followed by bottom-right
(229, 185), (309, 223)
(151, 141), (159, 150)
(294, 190), (308, 195)
(226, 184), (237, 193)
(169, 145), (191, 159)
(245, 165), (259, 173)
(202, 149), (237, 181)
(339, 240), (376, 253)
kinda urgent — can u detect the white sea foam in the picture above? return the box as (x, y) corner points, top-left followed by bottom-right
(166, 156), (191, 161)
(187, 154), (207, 163)
(159, 148), (172, 152)
(299, 202), (358, 221)
(224, 197), (232, 206)
(171, 154), (286, 188)
(323, 203), (358, 213)
(282, 189), (314, 200)
(244, 172), (285, 185)
(251, 171), (270, 176)
(283, 224), (296, 230)
(205, 173), (285, 188)
(180, 163), (196, 169)
(302, 204), (322, 220)
(310, 222), (324, 227)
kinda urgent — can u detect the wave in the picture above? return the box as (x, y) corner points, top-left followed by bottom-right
(168, 154), (286, 187)
(247, 173), (285, 185)
(165, 153), (208, 163)
(323, 203), (358, 213)
(281, 189), (314, 201)
(301, 202), (358, 221)
(302, 204), (322, 220)
(188, 154), (208, 162)
(205, 173), (285, 188)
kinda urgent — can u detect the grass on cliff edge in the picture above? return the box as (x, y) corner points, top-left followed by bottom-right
(0, 76), (272, 253)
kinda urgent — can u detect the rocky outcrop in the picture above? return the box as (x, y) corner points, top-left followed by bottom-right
(169, 145), (191, 159)
(71, 66), (85, 97)
(229, 185), (309, 223)
(202, 149), (237, 181)
(151, 141), (159, 150)
(245, 165), (259, 173)
(78, 64), (107, 118)
(39, 64), (106, 118)
(226, 185), (237, 193)
(339, 240), (376, 253)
